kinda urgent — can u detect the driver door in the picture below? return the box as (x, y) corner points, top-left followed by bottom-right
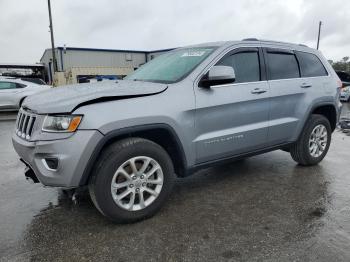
(194, 47), (270, 163)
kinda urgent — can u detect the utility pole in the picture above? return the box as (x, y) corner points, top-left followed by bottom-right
(316, 21), (322, 50)
(48, 0), (57, 72)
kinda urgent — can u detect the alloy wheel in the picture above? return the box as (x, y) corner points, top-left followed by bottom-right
(110, 156), (164, 211)
(308, 124), (328, 158)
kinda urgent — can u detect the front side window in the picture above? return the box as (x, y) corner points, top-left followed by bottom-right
(0, 81), (17, 90)
(216, 51), (260, 83)
(125, 47), (215, 83)
(296, 52), (328, 77)
(267, 52), (300, 80)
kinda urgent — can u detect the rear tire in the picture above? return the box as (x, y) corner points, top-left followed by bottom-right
(290, 114), (331, 166)
(89, 137), (175, 223)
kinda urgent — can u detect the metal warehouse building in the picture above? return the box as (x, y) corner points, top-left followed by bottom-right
(40, 47), (173, 86)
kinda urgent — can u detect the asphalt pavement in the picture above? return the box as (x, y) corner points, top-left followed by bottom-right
(0, 104), (349, 261)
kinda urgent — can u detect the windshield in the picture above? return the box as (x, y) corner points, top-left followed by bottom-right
(125, 47), (215, 83)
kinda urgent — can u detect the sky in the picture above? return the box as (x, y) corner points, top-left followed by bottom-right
(0, 0), (349, 63)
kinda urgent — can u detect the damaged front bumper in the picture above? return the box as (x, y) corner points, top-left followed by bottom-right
(12, 130), (103, 188)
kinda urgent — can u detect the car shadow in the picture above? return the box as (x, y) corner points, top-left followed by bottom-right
(21, 154), (331, 261)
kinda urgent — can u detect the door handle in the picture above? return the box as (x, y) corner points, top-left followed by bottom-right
(300, 83), (312, 88)
(251, 88), (267, 94)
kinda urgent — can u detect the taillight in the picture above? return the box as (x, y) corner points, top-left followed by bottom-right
(337, 80), (343, 89)
(336, 80), (343, 101)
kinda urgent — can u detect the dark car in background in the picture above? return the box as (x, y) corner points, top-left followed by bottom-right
(336, 71), (350, 87)
(336, 71), (350, 102)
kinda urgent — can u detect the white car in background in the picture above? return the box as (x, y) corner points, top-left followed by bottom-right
(0, 77), (51, 110)
(340, 86), (350, 102)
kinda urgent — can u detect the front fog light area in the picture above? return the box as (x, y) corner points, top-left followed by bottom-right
(42, 157), (59, 171)
(42, 115), (82, 132)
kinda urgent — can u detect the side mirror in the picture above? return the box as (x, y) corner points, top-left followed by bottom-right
(200, 65), (236, 88)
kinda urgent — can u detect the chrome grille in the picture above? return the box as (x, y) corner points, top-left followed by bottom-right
(16, 110), (37, 140)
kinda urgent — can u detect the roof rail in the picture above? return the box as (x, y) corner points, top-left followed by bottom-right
(242, 38), (259, 41)
(241, 39), (310, 48)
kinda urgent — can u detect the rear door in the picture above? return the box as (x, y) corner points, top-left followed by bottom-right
(0, 81), (21, 109)
(265, 48), (332, 146)
(264, 48), (306, 145)
(194, 47), (270, 163)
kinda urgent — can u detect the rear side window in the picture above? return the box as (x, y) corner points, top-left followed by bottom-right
(0, 81), (17, 89)
(216, 51), (260, 83)
(296, 52), (328, 77)
(266, 52), (300, 80)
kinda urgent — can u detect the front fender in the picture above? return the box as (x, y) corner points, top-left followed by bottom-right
(78, 123), (188, 186)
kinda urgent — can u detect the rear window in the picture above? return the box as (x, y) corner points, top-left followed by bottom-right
(296, 52), (328, 77)
(266, 52), (300, 80)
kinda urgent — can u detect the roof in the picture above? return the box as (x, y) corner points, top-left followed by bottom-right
(240, 39), (310, 48)
(40, 46), (176, 63)
(0, 63), (45, 68)
(170, 39), (311, 51)
(56, 46), (176, 54)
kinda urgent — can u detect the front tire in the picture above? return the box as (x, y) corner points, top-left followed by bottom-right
(89, 137), (175, 223)
(290, 114), (331, 166)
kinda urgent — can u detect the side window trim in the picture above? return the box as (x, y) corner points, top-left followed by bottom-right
(223, 47), (259, 55)
(259, 47), (267, 81)
(196, 46), (266, 87)
(263, 47), (301, 80)
(265, 48), (295, 55)
(216, 47), (263, 83)
(293, 52), (302, 78)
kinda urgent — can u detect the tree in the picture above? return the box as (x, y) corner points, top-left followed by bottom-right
(331, 57), (350, 73)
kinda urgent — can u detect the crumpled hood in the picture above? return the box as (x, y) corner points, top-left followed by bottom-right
(23, 80), (168, 114)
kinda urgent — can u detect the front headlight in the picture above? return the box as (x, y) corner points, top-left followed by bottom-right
(42, 115), (83, 132)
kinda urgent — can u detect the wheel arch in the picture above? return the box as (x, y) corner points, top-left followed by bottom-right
(311, 103), (337, 131)
(290, 102), (338, 145)
(79, 124), (188, 186)
(19, 96), (27, 108)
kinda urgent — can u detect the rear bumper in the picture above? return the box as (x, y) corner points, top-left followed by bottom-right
(12, 130), (103, 188)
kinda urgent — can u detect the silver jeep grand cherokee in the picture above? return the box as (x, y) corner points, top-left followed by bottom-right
(12, 39), (342, 223)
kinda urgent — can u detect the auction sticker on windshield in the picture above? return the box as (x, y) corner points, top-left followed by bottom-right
(181, 50), (207, 57)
